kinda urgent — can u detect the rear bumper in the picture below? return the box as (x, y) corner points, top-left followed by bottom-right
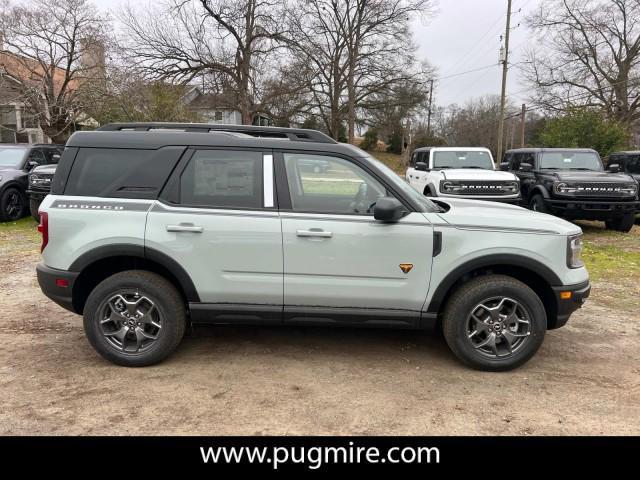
(36, 263), (79, 313)
(551, 280), (591, 329)
(544, 198), (639, 219)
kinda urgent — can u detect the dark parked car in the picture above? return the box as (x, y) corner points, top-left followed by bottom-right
(606, 151), (640, 224)
(501, 148), (639, 232)
(27, 163), (59, 221)
(0, 144), (63, 222)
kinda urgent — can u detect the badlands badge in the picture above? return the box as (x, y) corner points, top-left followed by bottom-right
(399, 263), (413, 274)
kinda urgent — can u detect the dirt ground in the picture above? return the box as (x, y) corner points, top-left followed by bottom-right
(1, 219), (639, 436)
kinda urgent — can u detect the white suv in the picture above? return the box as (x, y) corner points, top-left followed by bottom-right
(36, 124), (589, 371)
(406, 147), (521, 203)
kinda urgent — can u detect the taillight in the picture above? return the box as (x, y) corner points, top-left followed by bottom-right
(37, 212), (48, 253)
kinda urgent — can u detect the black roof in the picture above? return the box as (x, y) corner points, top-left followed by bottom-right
(609, 151), (640, 155)
(66, 127), (364, 157)
(505, 147), (598, 154)
(96, 123), (336, 144)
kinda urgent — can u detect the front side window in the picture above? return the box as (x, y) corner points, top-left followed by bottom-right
(433, 150), (493, 169)
(624, 156), (640, 174)
(283, 153), (386, 215)
(180, 149), (263, 209)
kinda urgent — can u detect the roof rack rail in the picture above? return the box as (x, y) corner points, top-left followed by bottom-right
(96, 122), (337, 144)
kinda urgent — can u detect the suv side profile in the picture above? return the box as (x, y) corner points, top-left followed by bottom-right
(502, 148), (639, 232)
(37, 123), (590, 371)
(606, 151), (640, 224)
(0, 144), (63, 222)
(406, 147), (521, 203)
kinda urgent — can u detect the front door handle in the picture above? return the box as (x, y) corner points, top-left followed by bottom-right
(296, 229), (333, 238)
(166, 224), (204, 233)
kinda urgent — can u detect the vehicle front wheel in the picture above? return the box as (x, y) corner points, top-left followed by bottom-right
(29, 198), (41, 222)
(0, 187), (26, 222)
(442, 275), (546, 371)
(605, 213), (635, 233)
(529, 194), (548, 214)
(83, 270), (186, 367)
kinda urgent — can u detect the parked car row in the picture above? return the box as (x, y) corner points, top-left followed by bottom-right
(0, 144), (63, 222)
(406, 147), (640, 233)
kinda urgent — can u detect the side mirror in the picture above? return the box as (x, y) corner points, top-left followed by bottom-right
(51, 153), (61, 164)
(415, 161), (429, 171)
(520, 162), (533, 172)
(374, 197), (406, 223)
(26, 160), (39, 170)
(500, 161), (510, 171)
(608, 163), (620, 173)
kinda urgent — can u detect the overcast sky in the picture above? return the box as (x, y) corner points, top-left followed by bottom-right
(93, 0), (540, 108)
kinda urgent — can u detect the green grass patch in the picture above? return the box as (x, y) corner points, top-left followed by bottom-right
(0, 217), (39, 255)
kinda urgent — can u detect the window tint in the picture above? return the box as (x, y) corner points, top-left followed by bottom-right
(28, 149), (46, 165)
(283, 153), (386, 215)
(509, 153), (522, 170)
(65, 147), (182, 198)
(625, 156), (640, 174)
(180, 150), (263, 209)
(410, 153), (417, 167)
(521, 152), (535, 168)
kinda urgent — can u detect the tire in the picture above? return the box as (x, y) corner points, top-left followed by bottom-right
(528, 194), (548, 214)
(442, 275), (546, 371)
(605, 213), (635, 233)
(29, 198), (41, 222)
(83, 270), (186, 367)
(0, 187), (26, 222)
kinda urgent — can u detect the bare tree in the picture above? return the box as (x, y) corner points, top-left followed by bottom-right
(0, 0), (108, 142)
(286, 0), (434, 141)
(524, 0), (640, 126)
(119, 0), (287, 125)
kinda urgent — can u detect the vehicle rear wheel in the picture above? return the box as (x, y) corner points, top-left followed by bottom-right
(442, 275), (546, 371)
(529, 194), (548, 214)
(605, 213), (635, 233)
(83, 270), (186, 367)
(29, 198), (41, 222)
(0, 187), (26, 222)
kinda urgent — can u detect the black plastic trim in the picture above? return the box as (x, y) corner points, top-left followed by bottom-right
(36, 263), (78, 312)
(426, 254), (564, 313)
(283, 305), (420, 328)
(68, 244), (200, 302)
(433, 231), (442, 257)
(551, 281), (591, 329)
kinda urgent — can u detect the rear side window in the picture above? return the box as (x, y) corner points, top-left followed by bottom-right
(64, 147), (184, 198)
(179, 149), (263, 209)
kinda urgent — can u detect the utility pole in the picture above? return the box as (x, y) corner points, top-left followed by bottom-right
(519, 103), (526, 147)
(496, 0), (512, 164)
(426, 78), (434, 138)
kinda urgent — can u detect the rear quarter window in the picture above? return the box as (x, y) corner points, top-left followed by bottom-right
(64, 147), (185, 198)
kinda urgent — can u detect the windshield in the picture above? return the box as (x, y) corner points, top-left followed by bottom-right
(433, 150), (494, 169)
(362, 153), (441, 212)
(540, 151), (603, 171)
(0, 147), (27, 168)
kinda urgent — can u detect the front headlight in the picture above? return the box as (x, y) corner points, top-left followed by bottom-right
(441, 181), (464, 193)
(555, 182), (578, 194)
(619, 184), (638, 196)
(503, 181), (519, 193)
(567, 233), (584, 268)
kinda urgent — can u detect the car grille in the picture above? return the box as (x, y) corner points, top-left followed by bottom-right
(451, 181), (514, 195)
(573, 183), (635, 196)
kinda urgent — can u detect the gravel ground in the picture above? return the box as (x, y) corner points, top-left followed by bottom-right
(0, 220), (639, 435)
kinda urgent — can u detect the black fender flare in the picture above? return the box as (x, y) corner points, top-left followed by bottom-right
(69, 244), (200, 302)
(529, 185), (551, 202)
(426, 253), (562, 314)
(424, 183), (437, 196)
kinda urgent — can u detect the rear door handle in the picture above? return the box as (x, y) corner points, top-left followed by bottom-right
(166, 224), (204, 233)
(296, 229), (333, 238)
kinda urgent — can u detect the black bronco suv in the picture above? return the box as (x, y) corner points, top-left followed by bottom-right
(501, 148), (639, 232)
(606, 151), (640, 224)
(0, 143), (63, 222)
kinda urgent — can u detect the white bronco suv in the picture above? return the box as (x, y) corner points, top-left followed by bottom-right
(406, 147), (521, 203)
(36, 124), (590, 371)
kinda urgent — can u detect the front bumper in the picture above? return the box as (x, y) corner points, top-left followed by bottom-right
(26, 189), (50, 201)
(551, 280), (591, 329)
(36, 263), (79, 313)
(544, 198), (639, 219)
